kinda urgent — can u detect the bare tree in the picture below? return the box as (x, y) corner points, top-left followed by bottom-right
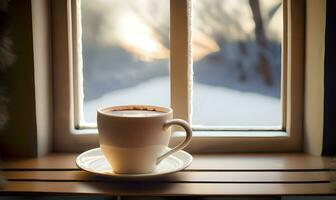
(249, 0), (273, 85)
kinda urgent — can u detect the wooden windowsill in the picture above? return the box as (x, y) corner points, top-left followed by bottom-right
(0, 153), (335, 196)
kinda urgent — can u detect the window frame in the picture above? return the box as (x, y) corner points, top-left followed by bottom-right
(52, 0), (305, 153)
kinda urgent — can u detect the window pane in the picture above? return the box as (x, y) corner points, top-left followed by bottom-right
(80, 0), (170, 124)
(192, 0), (282, 127)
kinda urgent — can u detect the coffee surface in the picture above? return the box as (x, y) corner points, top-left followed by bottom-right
(106, 110), (164, 117)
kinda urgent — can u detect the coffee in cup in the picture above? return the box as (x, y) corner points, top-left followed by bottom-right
(97, 105), (192, 174)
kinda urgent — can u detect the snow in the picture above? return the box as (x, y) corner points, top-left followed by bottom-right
(84, 77), (280, 126)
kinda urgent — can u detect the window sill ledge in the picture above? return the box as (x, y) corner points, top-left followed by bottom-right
(0, 153), (334, 196)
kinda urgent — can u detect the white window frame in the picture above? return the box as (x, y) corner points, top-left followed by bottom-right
(52, 0), (305, 153)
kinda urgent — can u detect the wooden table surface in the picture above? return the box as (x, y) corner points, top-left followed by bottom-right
(0, 153), (335, 196)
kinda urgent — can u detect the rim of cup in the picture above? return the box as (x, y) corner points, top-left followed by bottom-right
(97, 105), (173, 118)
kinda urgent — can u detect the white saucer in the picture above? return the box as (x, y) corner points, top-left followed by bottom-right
(76, 148), (193, 178)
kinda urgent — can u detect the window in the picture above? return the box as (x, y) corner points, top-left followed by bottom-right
(52, 0), (304, 152)
(79, 0), (170, 127)
(192, 0), (282, 128)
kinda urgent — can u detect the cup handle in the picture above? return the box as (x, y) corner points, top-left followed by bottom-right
(156, 119), (192, 165)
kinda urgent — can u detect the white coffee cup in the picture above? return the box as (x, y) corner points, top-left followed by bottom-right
(97, 105), (192, 174)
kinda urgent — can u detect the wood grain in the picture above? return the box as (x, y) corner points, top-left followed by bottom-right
(2, 171), (331, 183)
(3, 171), (331, 183)
(2, 181), (335, 196)
(0, 153), (335, 196)
(1, 153), (331, 170)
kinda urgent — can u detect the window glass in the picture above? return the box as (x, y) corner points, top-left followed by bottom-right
(80, 0), (170, 123)
(192, 0), (283, 127)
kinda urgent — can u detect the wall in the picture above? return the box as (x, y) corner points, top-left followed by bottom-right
(0, 0), (38, 158)
(304, 0), (326, 155)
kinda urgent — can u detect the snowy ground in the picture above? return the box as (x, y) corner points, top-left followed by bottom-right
(84, 77), (281, 126)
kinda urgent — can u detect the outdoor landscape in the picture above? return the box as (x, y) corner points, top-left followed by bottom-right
(80, 0), (283, 127)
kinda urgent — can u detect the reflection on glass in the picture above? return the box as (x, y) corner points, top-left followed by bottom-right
(81, 0), (170, 123)
(192, 0), (283, 127)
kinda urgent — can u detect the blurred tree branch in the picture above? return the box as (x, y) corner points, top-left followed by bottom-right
(249, 0), (273, 85)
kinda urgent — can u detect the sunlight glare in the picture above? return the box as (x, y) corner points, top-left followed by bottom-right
(101, 13), (169, 62)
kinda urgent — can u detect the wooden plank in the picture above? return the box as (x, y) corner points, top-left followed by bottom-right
(1, 154), (78, 170)
(0, 154), (335, 195)
(1, 181), (335, 196)
(189, 154), (331, 170)
(2, 171), (331, 183)
(0, 153), (332, 170)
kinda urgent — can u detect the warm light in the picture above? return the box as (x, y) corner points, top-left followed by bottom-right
(193, 31), (220, 61)
(96, 0), (282, 63)
(120, 34), (169, 62)
(100, 13), (169, 62)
